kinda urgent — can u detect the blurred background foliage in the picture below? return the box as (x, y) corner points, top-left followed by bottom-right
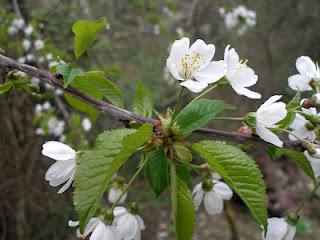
(1, 0), (320, 239)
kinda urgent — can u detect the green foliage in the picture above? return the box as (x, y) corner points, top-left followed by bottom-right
(170, 164), (195, 240)
(56, 63), (84, 88)
(275, 148), (316, 183)
(146, 150), (170, 197)
(192, 140), (268, 231)
(175, 99), (235, 135)
(64, 72), (123, 120)
(279, 91), (300, 129)
(74, 124), (152, 232)
(72, 18), (109, 58)
(132, 82), (153, 117)
(0, 82), (13, 98)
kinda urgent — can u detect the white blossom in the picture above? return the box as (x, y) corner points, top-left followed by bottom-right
(47, 118), (65, 137)
(37, 56), (45, 64)
(69, 218), (121, 240)
(26, 53), (35, 62)
(35, 104), (43, 115)
(288, 56), (320, 91)
(81, 118), (92, 132)
(289, 107), (317, 141)
(8, 26), (18, 35)
(46, 53), (53, 60)
(35, 128), (45, 135)
(42, 101), (51, 110)
(12, 18), (25, 29)
(113, 207), (145, 240)
(34, 39), (45, 50)
(24, 25), (33, 36)
(304, 151), (320, 178)
(261, 217), (296, 240)
(48, 60), (59, 68)
(18, 57), (26, 63)
(45, 83), (54, 90)
(255, 95), (287, 147)
(22, 39), (31, 50)
(192, 179), (233, 215)
(108, 186), (127, 204)
(55, 89), (63, 95)
(154, 24), (160, 35)
(224, 45), (261, 99)
(42, 141), (76, 193)
(166, 38), (225, 93)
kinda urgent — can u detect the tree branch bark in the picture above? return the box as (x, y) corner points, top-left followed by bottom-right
(0, 54), (304, 152)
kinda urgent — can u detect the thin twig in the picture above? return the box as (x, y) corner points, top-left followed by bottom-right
(0, 54), (304, 151)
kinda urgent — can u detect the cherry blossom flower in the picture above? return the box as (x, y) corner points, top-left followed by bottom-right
(166, 38), (225, 93)
(35, 39), (45, 50)
(12, 18), (25, 29)
(255, 95), (287, 147)
(261, 217), (296, 240)
(288, 56), (320, 91)
(8, 26), (18, 35)
(108, 186), (127, 204)
(289, 108), (317, 141)
(304, 151), (320, 178)
(224, 45), (261, 99)
(113, 207), (145, 240)
(81, 118), (92, 132)
(192, 179), (233, 215)
(69, 218), (121, 240)
(22, 39), (31, 50)
(24, 25), (33, 36)
(42, 141), (76, 193)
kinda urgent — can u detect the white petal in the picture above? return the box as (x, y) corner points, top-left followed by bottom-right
(104, 226), (121, 240)
(257, 96), (287, 126)
(296, 56), (316, 78)
(83, 218), (101, 237)
(193, 189), (204, 210)
(259, 95), (282, 107)
(57, 170), (75, 194)
(289, 113), (307, 130)
(213, 182), (233, 200)
(224, 45), (239, 74)
(231, 85), (261, 99)
(42, 141), (76, 161)
(288, 74), (312, 91)
(192, 182), (203, 195)
(108, 188), (127, 204)
(262, 218), (288, 240)
(304, 151), (320, 178)
(45, 160), (75, 182)
(256, 123), (283, 147)
(284, 224), (296, 240)
(68, 220), (79, 227)
(203, 191), (224, 215)
(229, 67), (258, 87)
(115, 213), (138, 240)
(290, 128), (316, 141)
(167, 38), (190, 80)
(90, 222), (107, 240)
(180, 79), (208, 93)
(113, 206), (127, 217)
(193, 60), (226, 84)
(189, 39), (215, 65)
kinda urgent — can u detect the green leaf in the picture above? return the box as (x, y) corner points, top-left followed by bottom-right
(57, 63), (84, 88)
(176, 164), (191, 186)
(64, 73), (102, 121)
(175, 99), (235, 135)
(74, 124), (152, 232)
(170, 164), (195, 240)
(72, 19), (109, 58)
(275, 148), (316, 183)
(279, 91), (300, 129)
(132, 82), (153, 117)
(192, 140), (268, 230)
(85, 72), (124, 108)
(146, 150), (170, 197)
(0, 82), (13, 98)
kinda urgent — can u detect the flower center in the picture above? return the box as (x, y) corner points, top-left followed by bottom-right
(179, 51), (203, 78)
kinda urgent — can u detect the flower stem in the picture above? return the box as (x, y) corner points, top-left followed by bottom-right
(276, 128), (304, 142)
(171, 87), (185, 123)
(212, 117), (244, 121)
(294, 181), (320, 214)
(225, 202), (240, 240)
(189, 83), (218, 105)
(110, 155), (148, 211)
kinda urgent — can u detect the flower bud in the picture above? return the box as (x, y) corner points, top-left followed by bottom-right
(202, 179), (214, 192)
(237, 125), (253, 136)
(244, 112), (256, 127)
(108, 186), (127, 204)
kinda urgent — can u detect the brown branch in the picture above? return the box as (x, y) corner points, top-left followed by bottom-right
(0, 54), (304, 151)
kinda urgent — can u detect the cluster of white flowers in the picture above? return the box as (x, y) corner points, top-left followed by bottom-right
(219, 5), (256, 35)
(166, 38), (260, 98)
(7, 18), (25, 35)
(42, 138), (142, 239)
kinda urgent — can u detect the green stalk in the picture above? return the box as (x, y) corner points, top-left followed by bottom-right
(213, 117), (244, 121)
(110, 155), (148, 211)
(188, 83), (218, 105)
(294, 181), (320, 214)
(171, 87), (185, 124)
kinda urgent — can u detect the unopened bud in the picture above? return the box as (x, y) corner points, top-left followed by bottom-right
(237, 125), (253, 136)
(305, 122), (316, 131)
(108, 186), (127, 204)
(202, 179), (213, 192)
(285, 212), (299, 225)
(301, 140), (317, 155)
(244, 112), (256, 127)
